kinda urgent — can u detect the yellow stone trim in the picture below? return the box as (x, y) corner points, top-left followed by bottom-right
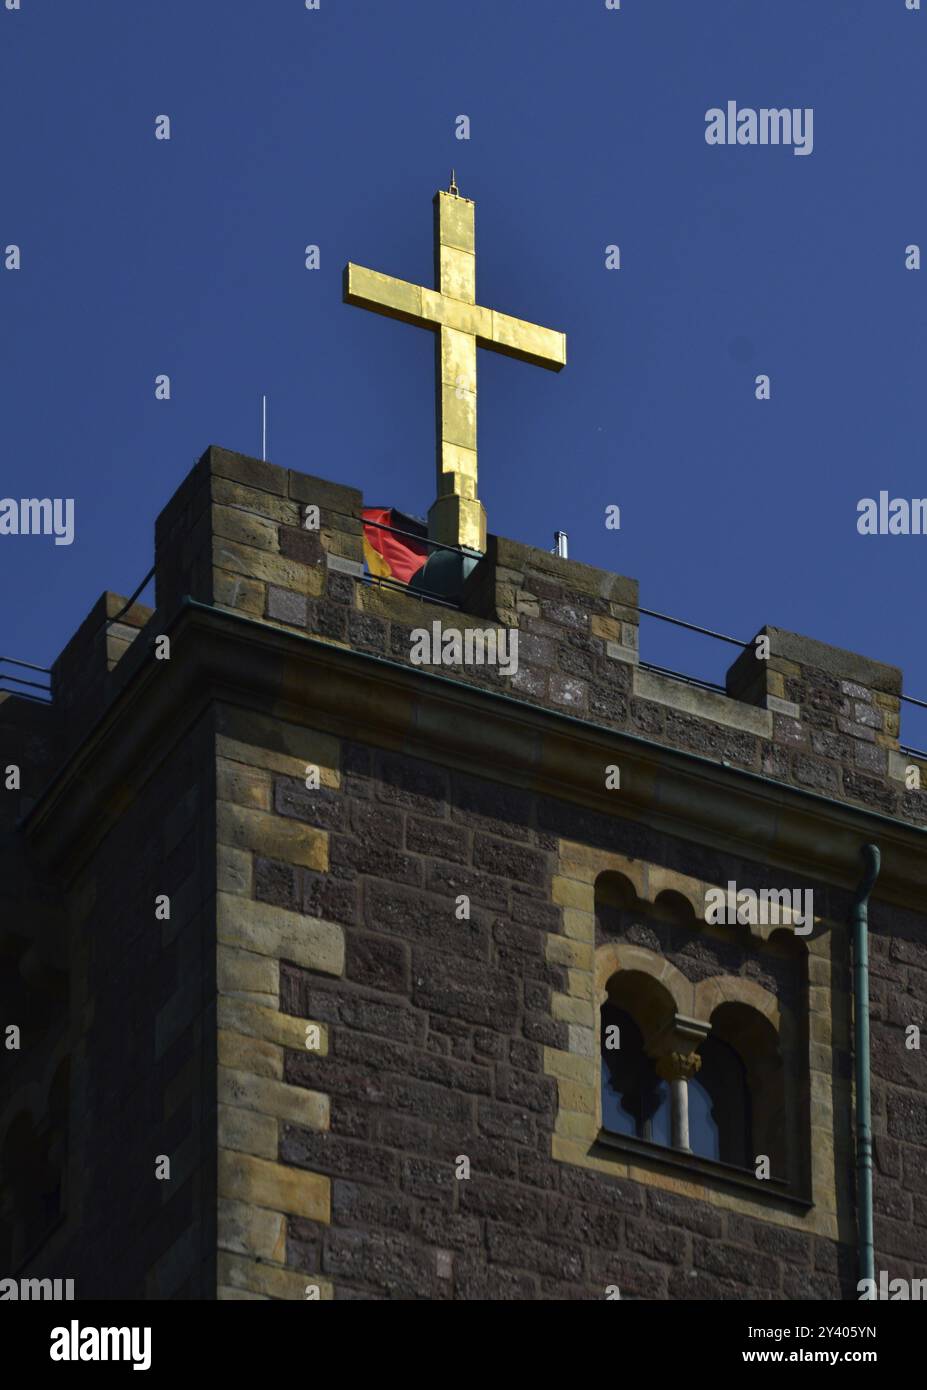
(218, 1066), (329, 1130)
(218, 1252), (333, 1301)
(218, 1150), (330, 1223)
(555, 1109), (598, 1141)
(545, 935), (593, 971)
(565, 968), (594, 1001)
(215, 727), (339, 1297)
(216, 893), (345, 976)
(218, 1029), (283, 1081)
(556, 1078), (597, 1114)
(212, 537), (325, 594)
(218, 1104), (278, 1161)
(646, 865), (704, 919)
(216, 758), (272, 811)
(217, 803), (329, 871)
(595, 941), (696, 1015)
(211, 476), (302, 528)
(807, 986), (830, 1013)
(808, 956), (831, 986)
(543, 1046), (592, 1084)
(590, 616), (621, 642)
(217, 945), (278, 1005)
(218, 1197), (287, 1263)
(655, 1051), (703, 1083)
(218, 995), (328, 1055)
(213, 571), (266, 618)
(559, 840), (646, 893)
(561, 906), (595, 941)
(542, 840), (845, 1242)
(213, 503), (280, 554)
(552, 991), (595, 1027)
(217, 845), (254, 899)
(551, 875), (596, 911)
(693, 974), (781, 1029)
(216, 726), (341, 789)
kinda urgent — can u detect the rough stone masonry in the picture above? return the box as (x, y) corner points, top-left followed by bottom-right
(1, 445), (925, 1299)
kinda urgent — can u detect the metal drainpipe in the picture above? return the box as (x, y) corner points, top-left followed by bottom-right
(851, 843), (880, 1288)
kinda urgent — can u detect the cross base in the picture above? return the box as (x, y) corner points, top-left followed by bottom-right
(428, 493), (487, 554)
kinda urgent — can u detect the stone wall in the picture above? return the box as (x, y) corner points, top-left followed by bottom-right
(212, 706), (341, 1300)
(160, 446), (924, 828)
(61, 709), (217, 1299)
(4, 444), (926, 1300)
(2, 709), (217, 1298)
(868, 916), (927, 1267)
(230, 730), (926, 1299)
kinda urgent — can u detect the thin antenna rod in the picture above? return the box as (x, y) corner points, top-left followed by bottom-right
(262, 395), (267, 461)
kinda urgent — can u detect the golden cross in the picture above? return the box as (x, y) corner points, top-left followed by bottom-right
(343, 180), (567, 554)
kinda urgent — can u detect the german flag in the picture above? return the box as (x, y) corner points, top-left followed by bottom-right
(362, 507), (429, 585)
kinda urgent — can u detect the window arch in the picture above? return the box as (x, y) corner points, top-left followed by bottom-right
(596, 952), (787, 1178)
(688, 1034), (752, 1166)
(706, 1001), (787, 1178)
(600, 1004), (671, 1145)
(599, 965), (679, 1149)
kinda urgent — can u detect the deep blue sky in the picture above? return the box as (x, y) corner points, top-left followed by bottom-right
(2, 1), (925, 741)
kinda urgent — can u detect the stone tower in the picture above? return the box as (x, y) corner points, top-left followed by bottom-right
(2, 444), (925, 1299)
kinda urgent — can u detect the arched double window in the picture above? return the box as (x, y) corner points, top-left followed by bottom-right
(595, 870), (798, 1186)
(600, 993), (780, 1173)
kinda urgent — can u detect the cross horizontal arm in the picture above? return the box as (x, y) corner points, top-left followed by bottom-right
(343, 263), (566, 371)
(484, 309), (566, 372)
(342, 264), (430, 330)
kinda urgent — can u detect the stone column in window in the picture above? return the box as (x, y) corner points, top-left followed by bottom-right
(655, 1051), (703, 1153)
(648, 1015), (711, 1154)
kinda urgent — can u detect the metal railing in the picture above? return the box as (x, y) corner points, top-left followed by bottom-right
(360, 517), (466, 608)
(361, 571), (463, 609)
(5, 526), (927, 743)
(0, 655), (52, 704)
(360, 516), (467, 558)
(108, 565), (155, 627)
(637, 660), (727, 696)
(636, 605), (746, 650)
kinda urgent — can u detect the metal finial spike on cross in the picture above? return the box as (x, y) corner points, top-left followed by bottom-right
(449, 169), (459, 196)
(343, 186), (567, 554)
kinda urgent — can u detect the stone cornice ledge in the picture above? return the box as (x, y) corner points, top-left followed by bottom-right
(24, 599), (927, 906)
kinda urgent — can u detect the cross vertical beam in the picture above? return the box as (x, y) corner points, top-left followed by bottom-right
(344, 181), (567, 555)
(432, 189), (481, 553)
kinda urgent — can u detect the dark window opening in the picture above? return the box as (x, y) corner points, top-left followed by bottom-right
(600, 1004), (671, 1145)
(688, 1035), (752, 1168)
(600, 1003), (754, 1171)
